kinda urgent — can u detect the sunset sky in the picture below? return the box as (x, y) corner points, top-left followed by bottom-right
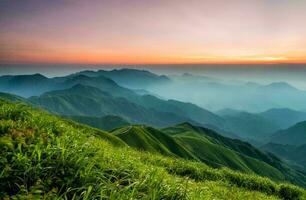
(1, 0), (306, 64)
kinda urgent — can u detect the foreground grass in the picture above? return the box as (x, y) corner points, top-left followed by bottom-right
(0, 100), (305, 199)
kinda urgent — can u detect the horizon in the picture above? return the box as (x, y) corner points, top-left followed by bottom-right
(1, 0), (306, 64)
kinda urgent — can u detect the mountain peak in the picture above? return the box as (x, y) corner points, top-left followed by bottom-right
(264, 82), (297, 90)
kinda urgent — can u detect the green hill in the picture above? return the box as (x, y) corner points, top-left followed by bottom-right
(111, 125), (196, 159)
(1, 99), (305, 199)
(162, 123), (306, 185)
(262, 143), (306, 171)
(65, 115), (130, 131)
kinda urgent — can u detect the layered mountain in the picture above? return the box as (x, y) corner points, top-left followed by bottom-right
(63, 68), (171, 89)
(29, 84), (190, 127)
(260, 108), (306, 129)
(217, 109), (280, 141)
(146, 73), (306, 112)
(65, 115), (130, 131)
(217, 108), (306, 143)
(0, 73), (60, 97)
(269, 121), (306, 146)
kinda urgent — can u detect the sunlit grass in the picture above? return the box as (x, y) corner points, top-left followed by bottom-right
(0, 99), (305, 199)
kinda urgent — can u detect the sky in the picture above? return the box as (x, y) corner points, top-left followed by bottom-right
(1, 0), (306, 64)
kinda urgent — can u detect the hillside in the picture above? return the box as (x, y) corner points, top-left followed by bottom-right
(1, 99), (305, 199)
(65, 115), (130, 131)
(270, 121), (306, 146)
(112, 125), (196, 159)
(262, 143), (306, 171)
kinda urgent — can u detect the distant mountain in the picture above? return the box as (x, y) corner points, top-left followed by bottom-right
(260, 108), (306, 129)
(217, 110), (280, 141)
(0, 73), (59, 97)
(147, 76), (306, 112)
(261, 82), (299, 91)
(262, 143), (306, 171)
(65, 115), (130, 131)
(29, 73), (226, 129)
(68, 68), (171, 89)
(29, 84), (190, 127)
(269, 121), (306, 146)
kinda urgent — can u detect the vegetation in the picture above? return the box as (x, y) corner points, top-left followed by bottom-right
(66, 115), (130, 131)
(262, 143), (306, 171)
(1, 99), (306, 199)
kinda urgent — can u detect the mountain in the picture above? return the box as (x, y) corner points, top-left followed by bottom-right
(28, 74), (226, 129)
(1, 99), (305, 199)
(0, 73), (59, 97)
(147, 76), (306, 112)
(262, 143), (306, 171)
(29, 84), (190, 127)
(65, 115), (130, 131)
(261, 82), (299, 91)
(269, 121), (306, 146)
(67, 68), (171, 89)
(217, 110), (280, 141)
(260, 108), (306, 129)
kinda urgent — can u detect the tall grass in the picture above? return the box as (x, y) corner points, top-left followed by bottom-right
(0, 100), (305, 199)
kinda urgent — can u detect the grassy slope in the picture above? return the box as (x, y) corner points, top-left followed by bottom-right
(163, 123), (306, 188)
(1, 100), (305, 199)
(262, 143), (306, 171)
(112, 126), (197, 160)
(65, 115), (130, 131)
(112, 123), (285, 182)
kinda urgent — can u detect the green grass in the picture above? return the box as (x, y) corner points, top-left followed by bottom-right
(66, 115), (130, 131)
(0, 99), (305, 199)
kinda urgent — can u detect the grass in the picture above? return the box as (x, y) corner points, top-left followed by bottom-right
(0, 99), (305, 199)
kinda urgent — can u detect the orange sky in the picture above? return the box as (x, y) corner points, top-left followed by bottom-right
(1, 0), (306, 64)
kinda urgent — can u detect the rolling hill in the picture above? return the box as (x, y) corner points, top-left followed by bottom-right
(112, 125), (196, 159)
(1, 99), (305, 199)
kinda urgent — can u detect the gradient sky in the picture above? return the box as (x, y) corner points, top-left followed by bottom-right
(1, 0), (306, 64)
